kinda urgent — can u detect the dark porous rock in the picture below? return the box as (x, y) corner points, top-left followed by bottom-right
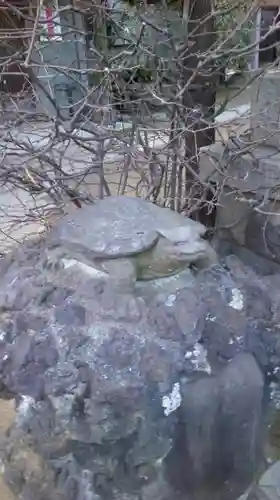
(0, 236), (279, 500)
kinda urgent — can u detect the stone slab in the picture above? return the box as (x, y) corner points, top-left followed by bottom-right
(199, 142), (280, 265)
(213, 237), (280, 276)
(214, 188), (280, 266)
(215, 103), (250, 124)
(199, 142), (280, 194)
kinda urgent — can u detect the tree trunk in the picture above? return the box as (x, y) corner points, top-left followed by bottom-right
(182, 0), (217, 224)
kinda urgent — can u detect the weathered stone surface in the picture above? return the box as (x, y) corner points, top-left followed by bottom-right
(0, 231), (279, 500)
(51, 195), (206, 257)
(49, 196), (217, 285)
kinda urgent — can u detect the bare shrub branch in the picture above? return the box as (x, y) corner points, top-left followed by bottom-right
(0, 0), (279, 248)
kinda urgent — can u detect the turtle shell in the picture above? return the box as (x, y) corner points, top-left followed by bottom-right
(52, 196), (206, 259)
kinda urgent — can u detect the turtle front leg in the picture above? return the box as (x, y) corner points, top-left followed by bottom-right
(42, 245), (107, 279)
(42, 245), (70, 273)
(97, 258), (137, 293)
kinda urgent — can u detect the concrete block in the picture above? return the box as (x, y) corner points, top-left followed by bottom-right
(199, 142), (280, 265)
(216, 188), (250, 246)
(251, 70), (280, 149)
(233, 245), (280, 276)
(215, 189), (280, 265)
(245, 201), (280, 263)
(199, 143), (225, 181)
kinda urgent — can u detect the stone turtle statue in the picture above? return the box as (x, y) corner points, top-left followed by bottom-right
(48, 196), (217, 288)
(0, 201), (280, 500)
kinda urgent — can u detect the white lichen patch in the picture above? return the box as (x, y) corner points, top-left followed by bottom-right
(165, 293), (176, 307)
(185, 342), (212, 375)
(17, 395), (35, 419)
(269, 382), (280, 409)
(229, 288), (244, 311)
(0, 330), (6, 341)
(162, 382), (182, 416)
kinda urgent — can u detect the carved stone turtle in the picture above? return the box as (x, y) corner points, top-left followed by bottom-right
(48, 196), (217, 287)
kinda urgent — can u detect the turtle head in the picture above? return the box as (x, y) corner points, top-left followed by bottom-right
(157, 227), (217, 266)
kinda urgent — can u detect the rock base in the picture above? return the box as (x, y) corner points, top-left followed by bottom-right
(0, 235), (278, 500)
